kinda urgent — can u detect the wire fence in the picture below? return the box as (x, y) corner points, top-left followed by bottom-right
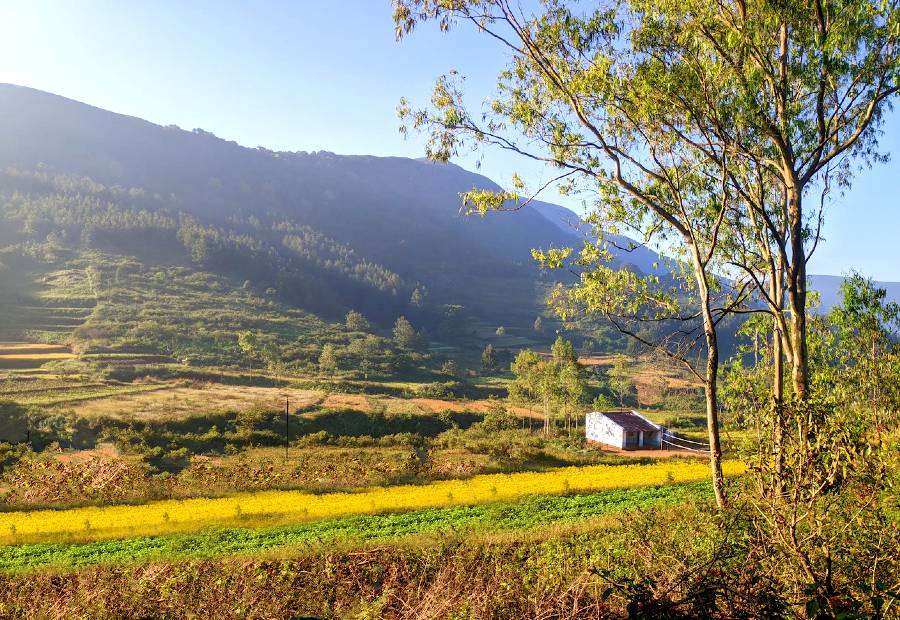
(661, 430), (710, 453)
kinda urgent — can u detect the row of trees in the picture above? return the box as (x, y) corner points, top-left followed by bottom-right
(236, 311), (433, 381)
(508, 337), (588, 435)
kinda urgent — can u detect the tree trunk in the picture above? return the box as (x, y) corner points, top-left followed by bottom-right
(772, 325), (785, 493)
(702, 323), (727, 509)
(770, 265), (785, 487)
(691, 251), (726, 509)
(543, 397), (550, 436)
(786, 186), (809, 399)
(871, 332), (877, 411)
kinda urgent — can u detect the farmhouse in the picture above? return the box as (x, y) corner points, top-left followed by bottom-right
(585, 410), (662, 450)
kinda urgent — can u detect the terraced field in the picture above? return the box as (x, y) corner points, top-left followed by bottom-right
(0, 264), (97, 344)
(0, 342), (76, 370)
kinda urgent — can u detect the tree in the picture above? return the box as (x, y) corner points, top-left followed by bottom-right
(395, 1), (744, 506)
(237, 331), (261, 384)
(509, 349), (542, 414)
(481, 344), (498, 373)
(533, 316), (543, 334)
(510, 348), (553, 433)
(440, 359), (459, 377)
(392, 316), (417, 350)
(480, 397), (518, 431)
(318, 343), (338, 375)
(607, 358), (634, 408)
(397, 0), (900, 404)
(258, 336), (282, 380)
(510, 341), (586, 434)
(238, 330), (280, 382)
(345, 310), (369, 332)
(558, 351), (588, 431)
(495, 325), (506, 337)
(348, 335), (383, 378)
(550, 336), (577, 366)
(828, 273), (900, 414)
(394, 0), (900, 509)
(409, 286), (426, 307)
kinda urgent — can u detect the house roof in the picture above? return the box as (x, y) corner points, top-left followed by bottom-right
(596, 411), (659, 433)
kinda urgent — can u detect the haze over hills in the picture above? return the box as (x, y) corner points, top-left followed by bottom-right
(0, 84), (590, 335)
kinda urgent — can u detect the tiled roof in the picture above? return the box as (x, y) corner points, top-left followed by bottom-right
(598, 411), (659, 432)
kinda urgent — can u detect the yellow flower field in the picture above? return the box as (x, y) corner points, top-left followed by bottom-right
(0, 460), (744, 545)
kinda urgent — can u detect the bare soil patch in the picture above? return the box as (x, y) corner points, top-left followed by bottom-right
(54, 443), (121, 464)
(577, 354), (623, 366)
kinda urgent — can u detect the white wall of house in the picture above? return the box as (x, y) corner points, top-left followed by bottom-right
(585, 411), (663, 450)
(585, 412), (625, 448)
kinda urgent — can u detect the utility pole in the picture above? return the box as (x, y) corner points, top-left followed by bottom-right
(284, 397), (290, 459)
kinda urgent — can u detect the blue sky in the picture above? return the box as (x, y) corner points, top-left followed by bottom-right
(0, 0), (896, 280)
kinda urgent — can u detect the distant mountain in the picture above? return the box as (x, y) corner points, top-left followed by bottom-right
(0, 84), (611, 342)
(809, 274), (900, 312)
(531, 201), (665, 275)
(3, 83), (888, 361)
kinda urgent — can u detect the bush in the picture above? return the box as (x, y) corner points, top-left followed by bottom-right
(413, 381), (460, 399)
(479, 399), (518, 432)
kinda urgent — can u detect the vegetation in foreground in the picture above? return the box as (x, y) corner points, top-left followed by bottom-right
(0, 495), (892, 620)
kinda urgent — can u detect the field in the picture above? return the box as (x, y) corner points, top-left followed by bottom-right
(0, 289), (742, 617)
(55, 384), (324, 420)
(0, 482), (710, 572)
(0, 342), (75, 370)
(0, 460), (742, 545)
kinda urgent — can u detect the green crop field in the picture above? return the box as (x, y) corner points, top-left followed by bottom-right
(0, 482), (709, 572)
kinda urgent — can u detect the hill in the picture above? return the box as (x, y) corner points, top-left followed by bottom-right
(0, 85), (589, 318)
(0, 84), (638, 357)
(808, 274), (900, 312)
(2, 83), (886, 369)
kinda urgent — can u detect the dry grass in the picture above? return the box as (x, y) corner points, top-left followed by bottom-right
(0, 341), (76, 370)
(577, 354), (624, 366)
(62, 383), (323, 420)
(0, 342), (70, 352)
(411, 397), (542, 419)
(53, 443), (121, 465)
(0, 352), (75, 360)
(321, 393), (371, 411)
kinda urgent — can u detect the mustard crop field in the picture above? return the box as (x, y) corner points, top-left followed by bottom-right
(0, 460), (744, 545)
(0, 482), (711, 572)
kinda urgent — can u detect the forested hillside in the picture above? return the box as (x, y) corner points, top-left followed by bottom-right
(0, 84), (602, 335)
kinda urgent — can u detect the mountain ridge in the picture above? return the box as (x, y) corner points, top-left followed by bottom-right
(0, 81), (893, 340)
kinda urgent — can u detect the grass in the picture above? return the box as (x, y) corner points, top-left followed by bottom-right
(0, 353), (74, 361)
(0, 344), (71, 353)
(0, 482), (711, 573)
(0, 344), (76, 370)
(8, 383), (170, 407)
(55, 384), (323, 420)
(0, 460), (743, 545)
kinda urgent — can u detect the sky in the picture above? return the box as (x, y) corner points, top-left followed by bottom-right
(0, 0), (896, 280)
